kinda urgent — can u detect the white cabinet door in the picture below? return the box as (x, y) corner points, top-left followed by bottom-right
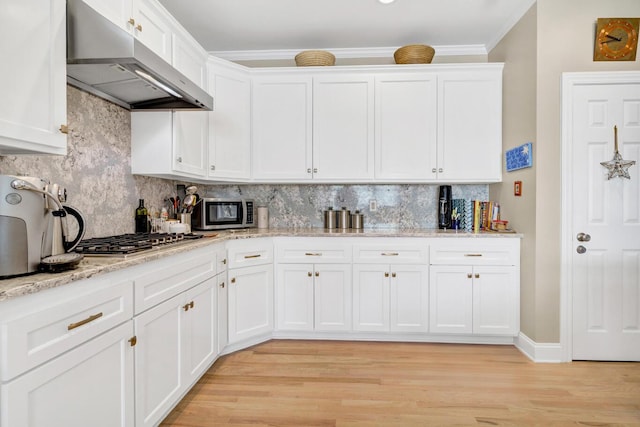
(1, 322), (134, 427)
(314, 264), (352, 332)
(375, 74), (437, 181)
(252, 76), (313, 181)
(313, 75), (375, 181)
(389, 265), (429, 332)
(173, 30), (207, 89)
(173, 111), (208, 177)
(216, 272), (228, 355)
(131, 111), (208, 179)
(472, 266), (518, 336)
(208, 60), (252, 180)
(0, 0), (67, 155)
(352, 264), (389, 332)
(228, 264), (274, 344)
(182, 277), (216, 384)
(437, 68), (502, 182)
(429, 266), (473, 334)
(132, 0), (173, 63)
(134, 295), (183, 427)
(81, 0), (132, 34)
(276, 264), (314, 331)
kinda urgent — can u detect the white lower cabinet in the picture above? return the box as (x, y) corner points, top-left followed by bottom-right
(1, 322), (135, 427)
(226, 239), (274, 345)
(353, 264), (429, 332)
(429, 239), (520, 336)
(277, 263), (352, 332)
(228, 264), (274, 344)
(134, 276), (216, 427)
(429, 265), (518, 335)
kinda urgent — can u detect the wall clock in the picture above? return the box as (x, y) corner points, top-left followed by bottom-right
(593, 17), (639, 61)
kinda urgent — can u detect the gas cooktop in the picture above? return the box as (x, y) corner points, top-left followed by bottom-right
(75, 233), (201, 257)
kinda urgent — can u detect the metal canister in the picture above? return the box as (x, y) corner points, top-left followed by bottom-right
(351, 210), (364, 229)
(323, 207), (338, 229)
(337, 207), (351, 229)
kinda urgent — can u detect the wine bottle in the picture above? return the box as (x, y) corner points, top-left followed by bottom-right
(135, 199), (149, 233)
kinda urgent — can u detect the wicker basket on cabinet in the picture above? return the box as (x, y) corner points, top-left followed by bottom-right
(294, 50), (336, 66)
(393, 44), (435, 64)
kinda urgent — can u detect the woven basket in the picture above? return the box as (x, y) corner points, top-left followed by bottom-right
(295, 50), (336, 67)
(394, 44), (435, 64)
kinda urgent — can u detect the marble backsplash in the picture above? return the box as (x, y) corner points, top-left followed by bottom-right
(0, 86), (487, 238)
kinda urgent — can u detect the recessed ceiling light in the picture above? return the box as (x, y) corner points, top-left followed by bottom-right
(378, 0), (395, 4)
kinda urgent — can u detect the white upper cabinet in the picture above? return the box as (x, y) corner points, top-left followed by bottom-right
(252, 72), (375, 182)
(0, 0), (67, 155)
(312, 74), (375, 181)
(81, 0), (172, 64)
(375, 73), (437, 181)
(131, 111), (208, 179)
(173, 28), (208, 89)
(208, 59), (252, 180)
(252, 74), (313, 181)
(437, 67), (503, 182)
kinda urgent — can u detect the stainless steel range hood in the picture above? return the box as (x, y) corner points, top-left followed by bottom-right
(66, 0), (213, 111)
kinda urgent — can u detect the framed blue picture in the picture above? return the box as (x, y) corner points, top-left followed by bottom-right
(506, 142), (533, 172)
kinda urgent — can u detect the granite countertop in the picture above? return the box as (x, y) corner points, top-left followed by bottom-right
(0, 228), (521, 302)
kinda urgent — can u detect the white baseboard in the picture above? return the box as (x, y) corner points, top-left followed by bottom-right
(515, 332), (565, 363)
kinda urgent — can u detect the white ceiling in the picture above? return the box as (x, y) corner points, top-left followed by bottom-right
(158, 0), (536, 60)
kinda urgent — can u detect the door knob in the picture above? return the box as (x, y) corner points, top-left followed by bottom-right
(576, 245), (587, 254)
(576, 233), (591, 242)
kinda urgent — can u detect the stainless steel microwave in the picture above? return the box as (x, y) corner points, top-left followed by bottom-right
(192, 198), (256, 230)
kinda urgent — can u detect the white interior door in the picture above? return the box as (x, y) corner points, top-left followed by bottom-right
(568, 74), (640, 361)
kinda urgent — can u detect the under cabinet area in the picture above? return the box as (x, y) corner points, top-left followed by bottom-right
(429, 239), (520, 336)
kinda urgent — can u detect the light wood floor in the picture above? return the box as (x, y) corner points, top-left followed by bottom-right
(161, 340), (640, 426)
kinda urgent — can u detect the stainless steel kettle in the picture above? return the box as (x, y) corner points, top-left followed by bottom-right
(3, 177), (86, 277)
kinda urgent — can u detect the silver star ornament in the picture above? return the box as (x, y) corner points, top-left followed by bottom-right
(600, 125), (636, 180)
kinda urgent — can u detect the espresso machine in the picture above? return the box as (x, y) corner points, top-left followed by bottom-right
(0, 175), (85, 278)
(438, 185), (452, 229)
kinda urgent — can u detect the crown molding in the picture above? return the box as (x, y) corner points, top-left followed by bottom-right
(211, 45), (488, 61)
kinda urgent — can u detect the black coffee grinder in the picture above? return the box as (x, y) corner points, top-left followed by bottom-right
(438, 185), (452, 229)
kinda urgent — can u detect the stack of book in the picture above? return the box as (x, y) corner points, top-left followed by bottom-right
(471, 200), (500, 232)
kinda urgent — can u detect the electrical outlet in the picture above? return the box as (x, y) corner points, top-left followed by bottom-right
(369, 199), (377, 212)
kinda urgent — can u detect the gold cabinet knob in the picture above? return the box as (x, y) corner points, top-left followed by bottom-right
(315, 271), (320, 277)
(231, 278), (236, 284)
(136, 24), (142, 32)
(128, 18), (135, 26)
(467, 273), (472, 279)
(219, 282), (225, 288)
(384, 272), (389, 278)
(59, 124), (68, 134)
(475, 273), (480, 279)
(308, 272), (312, 277)
(391, 272), (396, 278)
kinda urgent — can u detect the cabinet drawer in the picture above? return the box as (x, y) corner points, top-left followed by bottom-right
(227, 238), (273, 269)
(430, 238), (520, 266)
(0, 278), (133, 382)
(276, 239), (352, 264)
(353, 240), (428, 264)
(134, 246), (216, 314)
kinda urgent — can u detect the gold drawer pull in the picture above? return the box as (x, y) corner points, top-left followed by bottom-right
(244, 254), (261, 259)
(68, 312), (103, 331)
(305, 252), (322, 256)
(464, 254), (483, 257)
(381, 252), (399, 256)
